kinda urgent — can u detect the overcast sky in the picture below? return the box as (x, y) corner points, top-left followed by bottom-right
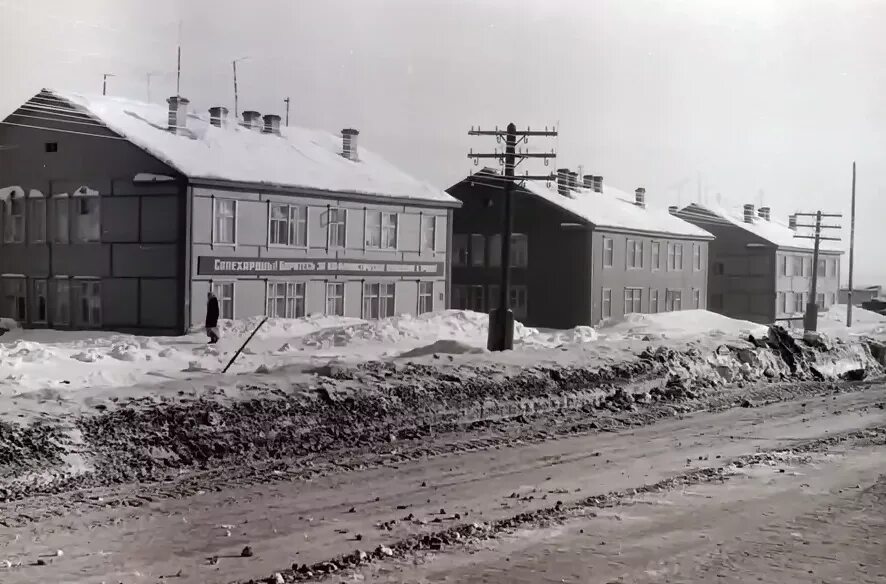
(2, 0), (884, 286)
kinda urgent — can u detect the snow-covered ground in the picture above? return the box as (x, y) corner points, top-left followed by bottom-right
(1, 307), (883, 420)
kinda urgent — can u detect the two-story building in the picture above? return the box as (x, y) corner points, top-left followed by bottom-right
(675, 203), (843, 326)
(446, 169), (714, 328)
(0, 89), (458, 334)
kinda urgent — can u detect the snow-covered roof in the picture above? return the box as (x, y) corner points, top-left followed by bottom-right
(508, 177), (713, 239)
(40, 90), (456, 206)
(679, 202), (843, 252)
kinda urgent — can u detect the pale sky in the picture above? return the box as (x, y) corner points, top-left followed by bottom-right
(1, 0), (884, 286)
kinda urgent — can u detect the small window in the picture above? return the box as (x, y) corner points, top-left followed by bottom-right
(694, 245), (702, 271)
(666, 289), (682, 311)
(602, 237), (614, 268)
(45, 142), (58, 153)
(651, 242), (661, 270)
(510, 285), (528, 320)
(72, 189), (100, 243)
(626, 239), (643, 269)
(780, 255), (787, 276)
(73, 280), (101, 327)
(777, 291), (786, 314)
(468, 285), (485, 312)
(325, 282), (345, 316)
(511, 233), (528, 268)
(32, 279), (48, 323)
(213, 282), (234, 319)
(29, 196), (46, 243)
(213, 199), (237, 244)
(470, 234), (486, 267)
(420, 215), (436, 252)
(3, 194), (25, 243)
(363, 282), (395, 319)
(418, 281), (434, 313)
(816, 259), (826, 276)
(816, 292), (825, 309)
(674, 244), (684, 270)
(667, 243), (676, 271)
(452, 234), (468, 266)
(650, 289), (659, 313)
(693, 288), (701, 308)
(327, 208), (347, 248)
(602, 288), (612, 319)
(53, 196), (70, 244)
(1, 277), (27, 321)
(623, 287), (642, 314)
(269, 203), (307, 247)
(52, 278), (71, 325)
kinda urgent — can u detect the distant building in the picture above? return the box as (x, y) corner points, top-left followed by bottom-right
(676, 203), (842, 326)
(445, 169), (713, 328)
(838, 285), (882, 306)
(0, 89), (459, 333)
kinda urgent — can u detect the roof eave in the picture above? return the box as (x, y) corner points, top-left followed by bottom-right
(591, 224), (715, 241)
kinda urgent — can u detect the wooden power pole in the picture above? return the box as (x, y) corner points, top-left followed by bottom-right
(794, 210), (843, 333)
(468, 123), (558, 351)
(847, 162), (857, 326)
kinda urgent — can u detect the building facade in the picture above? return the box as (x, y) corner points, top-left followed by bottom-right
(838, 285), (882, 306)
(0, 90), (457, 334)
(446, 171), (713, 328)
(676, 203), (842, 326)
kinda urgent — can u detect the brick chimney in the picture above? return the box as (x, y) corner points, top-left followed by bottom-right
(788, 214), (797, 230)
(668, 205), (679, 215)
(593, 176), (603, 193)
(757, 206), (771, 221)
(262, 114), (281, 135)
(634, 187), (646, 209)
(743, 204), (755, 223)
(166, 96), (189, 134)
(557, 168), (570, 196)
(341, 128), (359, 161)
(583, 174), (594, 189)
(241, 110), (262, 130)
(208, 106), (228, 128)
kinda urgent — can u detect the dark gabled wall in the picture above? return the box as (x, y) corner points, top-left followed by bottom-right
(446, 178), (591, 328)
(0, 92), (188, 333)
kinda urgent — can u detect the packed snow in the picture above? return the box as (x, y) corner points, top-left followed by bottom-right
(47, 90), (456, 205)
(1, 307), (883, 422)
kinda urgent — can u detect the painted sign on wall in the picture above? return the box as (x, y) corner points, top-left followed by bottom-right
(197, 256), (444, 277)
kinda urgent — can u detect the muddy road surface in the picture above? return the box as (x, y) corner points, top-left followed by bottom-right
(1, 380), (884, 583)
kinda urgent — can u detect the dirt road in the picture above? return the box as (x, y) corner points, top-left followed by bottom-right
(1, 382), (884, 583)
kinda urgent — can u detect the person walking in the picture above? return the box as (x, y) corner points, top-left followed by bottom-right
(206, 291), (220, 344)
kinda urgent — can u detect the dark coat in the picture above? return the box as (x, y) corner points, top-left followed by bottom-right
(206, 296), (220, 328)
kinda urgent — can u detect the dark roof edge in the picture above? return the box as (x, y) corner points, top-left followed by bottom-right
(592, 225), (715, 241)
(188, 177), (462, 209)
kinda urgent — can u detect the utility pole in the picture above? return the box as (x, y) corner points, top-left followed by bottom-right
(847, 162), (857, 326)
(284, 97), (290, 126)
(794, 210), (842, 333)
(232, 57), (249, 118)
(102, 73), (115, 96)
(468, 123), (558, 351)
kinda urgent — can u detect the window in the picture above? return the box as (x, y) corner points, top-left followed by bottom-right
(52, 278), (70, 325)
(511, 234), (528, 267)
(32, 279), (47, 323)
(488, 234), (501, 267)
(626, 239), (643, 269)
(780, 255), (787, 276)
(214, 199), (237, 244)
(452, 285), (467, 310)
(45, 142), (58, 153)
(212, 282), (234, 319)
(665, 289), (682, 311)
(693, 288), (701, 308)
(793, 256), (803, 277)
(3, 195), (25, 243)
(420, 215), (436, 251)
(468, 285), (485, 312)
(668, 243), (683, 270)
(470, 234), (486, 266)
(623, 287), (642, 314)
(269, 203), (307, 247)
(73, 280), (101, 327)
(363, 282), (396, 319)
(650, 289), (659, 313)
(816, 259), (826, 276)
(452, 234), (468, 266)
(778, 292), (786, 314)
(29, 196), (46, 243)
(53, 195), (69, 244)
(816, 292), (825, 309)
(713, 262), (724, 276)
(1, 278), (26, 321)
(72, 192), (100, 243)
(325, 282), (344, 316)
(418, 281), (434, 313)
(510, 285), (528, 320)
(802, 257), (811, 277)
(327, 208), (347, 248)
(365, 211), (398, 249)
(266, 281), (305, 318)
(694, 245), (702, 270)
(602, 288), (612, 319)
(651, 241), (661, 270)
(602, 237), (614, 268)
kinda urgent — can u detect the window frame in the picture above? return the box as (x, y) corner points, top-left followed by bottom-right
(1, 276), (27, 322)
(602, 236), (614, 268)
(623, 287), (642, 314)
(651, 241), (661, 271)
(213, 197), (238, 246)
(268, 202), (308, 248)
(418, 281), (434, 313)
(52, 277), (71, 326)
(511, 233), (529, 268)
(650, 288), (659, 313)
(325, 281), (345, 316)
(3, 191), (25, 244)
(693, 288), (701, 308)
(420, 215), (437, 252)
(31, 278), (48, 324)
(326, 208), (348, 249)
(72, 278), (102, 327)
(468, 284), (485, 312)
(693, 244), (702, 271)
(470, 233), (486, 267)
(52, 193), (70, 244)
(71, 188), (101, 244)
(212, 281), (235, 319)
(602, 288), (612, 320)
(28, 195), (47, 244)
(626, 239), (643, 269)
(452, 234), (468, 267)
(362, 281), (396, 319)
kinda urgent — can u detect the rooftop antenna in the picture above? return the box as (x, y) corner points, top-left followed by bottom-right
(232, 56), (250, 117)
(102, 73), (115, 96)
(284, 96), (290, 126)
(176, 20), (182, 95)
